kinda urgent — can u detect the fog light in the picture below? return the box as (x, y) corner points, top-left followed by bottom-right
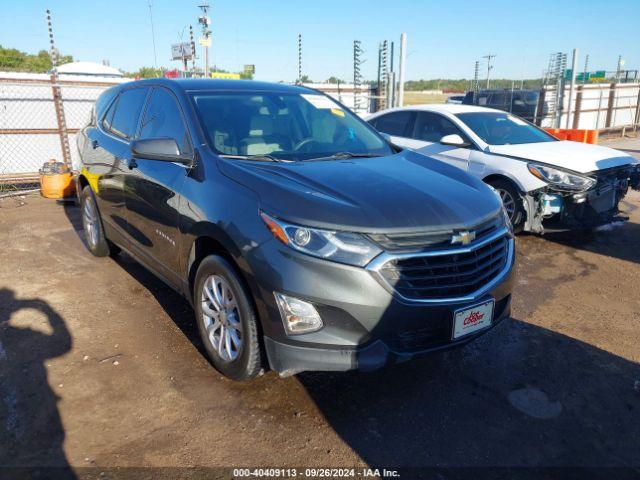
(274, 292), (323, 335)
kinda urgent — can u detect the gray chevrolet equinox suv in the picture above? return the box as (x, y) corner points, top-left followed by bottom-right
(76, 79), (515, 380)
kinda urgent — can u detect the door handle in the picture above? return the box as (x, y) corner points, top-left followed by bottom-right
(91, 139), (99, 149)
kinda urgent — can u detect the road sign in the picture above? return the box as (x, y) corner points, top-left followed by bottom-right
(171, 42), (193, 61)
(564, 69), (606, 82)
(211, 72), (240, 80)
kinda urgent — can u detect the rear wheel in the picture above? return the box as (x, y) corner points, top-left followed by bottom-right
(80, 186), (113, 257)
(194, 255), (262, 381)
(487, 178), (525, 232)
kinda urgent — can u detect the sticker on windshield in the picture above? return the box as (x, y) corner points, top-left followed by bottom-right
(508, 115), (527, 126)
(301, 94), (341, 110)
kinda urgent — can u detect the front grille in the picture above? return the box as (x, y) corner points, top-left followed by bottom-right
(378, 233), (510, 300)
(368, 216), (501, 252)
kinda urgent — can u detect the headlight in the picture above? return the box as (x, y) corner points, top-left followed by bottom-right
(260, 212), (382, 267)
(528, 163), (595, 191)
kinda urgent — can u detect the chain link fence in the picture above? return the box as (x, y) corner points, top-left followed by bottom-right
(0, 76), (123, 195)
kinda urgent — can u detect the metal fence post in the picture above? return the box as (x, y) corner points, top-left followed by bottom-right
(572, 85), (583, 129)
(635, 87), (640, 129)
(47, 9), (71, 167)
(605, 82), (616, 128)
(595, 87), (604, 129)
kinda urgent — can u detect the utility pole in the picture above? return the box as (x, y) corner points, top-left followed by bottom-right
(582, 53), (589, 84)
(483, 54), (496, 89)
(473, 60), (480, 92)
(616, 54), (624, 81)
(198, 2), (211, 77)
(148, 0), (158, 69)
(566, 48), (578, 129)
(189, 25), (196, 73)
(397, 33), (407, 107)
(297, 34), (302, 84)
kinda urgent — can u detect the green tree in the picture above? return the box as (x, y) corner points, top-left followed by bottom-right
(326, 76), (343, 84)
(129, 66), (165, 78)
(0, 45), (73, 73)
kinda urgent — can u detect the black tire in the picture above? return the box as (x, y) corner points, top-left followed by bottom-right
(80, 186), (112, 257)
(194, 255), (262, 381)
(487, 178), (525, 233)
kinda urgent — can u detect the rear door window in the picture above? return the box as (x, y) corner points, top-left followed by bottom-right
(371, 111), (415, 137)
(107, 88), (149, 140)
(412, 112), (465, 143)
(139, 87), (192, 155)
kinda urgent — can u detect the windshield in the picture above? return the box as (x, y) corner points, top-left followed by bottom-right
(456, 112), (556, 145)
(191, 92), (393, 161)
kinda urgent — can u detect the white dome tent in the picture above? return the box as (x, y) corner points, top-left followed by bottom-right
(55, 61), (123, 78)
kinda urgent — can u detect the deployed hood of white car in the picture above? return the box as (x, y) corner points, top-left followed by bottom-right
(488, 141), (636, 174)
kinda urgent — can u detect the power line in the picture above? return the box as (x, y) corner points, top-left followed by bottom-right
(148, 0), (158, 69)
(483, 53), (496, 89)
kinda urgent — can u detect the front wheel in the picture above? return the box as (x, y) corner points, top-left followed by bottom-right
(194, 255), (262, 381)
(487, 179), (525, 232)
(80, 185), (114, 257)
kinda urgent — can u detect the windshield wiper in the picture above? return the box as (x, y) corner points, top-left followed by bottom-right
(219, 154), (292, 163)
(313, 152), (383, 160)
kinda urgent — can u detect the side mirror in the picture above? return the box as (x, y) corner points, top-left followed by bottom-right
(440, 134), (470, 148)
(131, 138), (193, 165)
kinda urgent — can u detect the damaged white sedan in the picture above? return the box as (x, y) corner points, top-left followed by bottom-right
(367, 104), (640, 233)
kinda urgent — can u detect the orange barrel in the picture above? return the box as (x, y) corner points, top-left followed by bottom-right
(39, 160), (76, 199)
(567, 129), (588, 143)
(585, 130), (599, 144)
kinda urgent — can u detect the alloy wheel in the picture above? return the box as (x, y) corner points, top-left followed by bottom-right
(83, 196), (99, 248)
(201, 274), (243, 362)
(497, 188), (516, 220)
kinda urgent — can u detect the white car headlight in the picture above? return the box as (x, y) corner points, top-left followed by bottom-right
(260, 212), (382, 267)
(527, 163), (595, 191)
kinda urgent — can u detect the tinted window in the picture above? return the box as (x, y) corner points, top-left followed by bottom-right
(413, 112), (463, 143)
(93, 88), (118, 126)
(140, 88), (191, 154)
(102, 96), (118, 131)
(108, 88), (148, 139)
(192, 92), (392, 161)
(456, 112), (556, 145)
(489, 92), (507, 107)
(372, 111), (415, 137)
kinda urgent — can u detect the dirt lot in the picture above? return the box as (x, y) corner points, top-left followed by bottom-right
(1, 140), (639, 478)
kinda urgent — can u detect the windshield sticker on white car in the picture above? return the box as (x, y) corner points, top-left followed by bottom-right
(508, 115), (528, 126)
(301, 94), (341, 110)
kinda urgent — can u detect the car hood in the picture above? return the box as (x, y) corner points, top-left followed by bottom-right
(488, 141), (637, 173)
(218, 150), (502, 233)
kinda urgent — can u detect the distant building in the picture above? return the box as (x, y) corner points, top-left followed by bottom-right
(55, 61), (123, 78)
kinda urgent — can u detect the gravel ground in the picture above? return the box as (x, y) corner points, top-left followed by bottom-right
(0, 139), (638, 478)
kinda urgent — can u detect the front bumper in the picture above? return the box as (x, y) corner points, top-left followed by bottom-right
(524, 164), (638, 233)
(264, 294), (511, 375)
(247, 233), (516, 376)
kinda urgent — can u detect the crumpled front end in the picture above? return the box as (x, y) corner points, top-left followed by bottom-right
(523, 163), (640, 233)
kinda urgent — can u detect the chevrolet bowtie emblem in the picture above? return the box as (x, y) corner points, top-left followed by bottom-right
(451, 230), (476, 245)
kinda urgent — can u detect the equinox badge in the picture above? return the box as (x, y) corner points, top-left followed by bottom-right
(451, 230), (476, 245)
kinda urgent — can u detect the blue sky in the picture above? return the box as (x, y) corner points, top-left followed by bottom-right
(1, 0), (638, 82)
